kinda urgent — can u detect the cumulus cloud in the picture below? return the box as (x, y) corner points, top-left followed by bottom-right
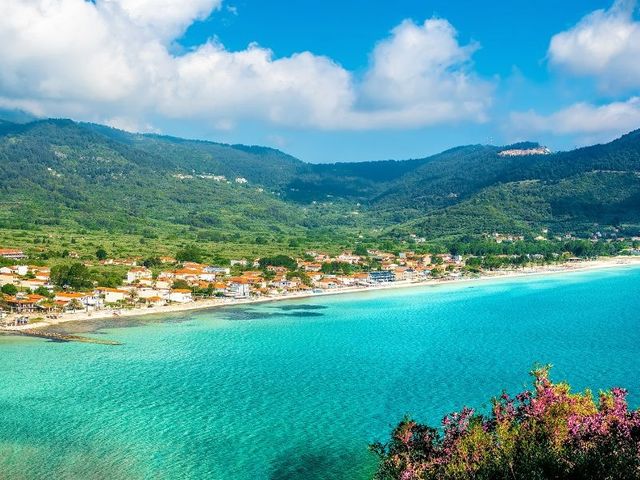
(510, 97), (640, 142)
(548, 0), (640, 91)
(0, 0), (491, 132)
(352, 18), (491, 128)
(104, 0), (222, 40)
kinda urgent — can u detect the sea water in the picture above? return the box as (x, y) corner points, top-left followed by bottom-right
(1, 267), (640, 479)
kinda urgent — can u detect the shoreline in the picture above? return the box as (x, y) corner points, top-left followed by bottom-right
(3, 256), (640, 334)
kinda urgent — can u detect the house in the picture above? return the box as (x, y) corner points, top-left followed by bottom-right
(301, 262), (322, 272)
(3, 265), (28, 276)
(168, 289), (193, 303)
(31, 267), (50, 281)
(335, 275), (355, 286)
(228, 280), (250, 298)
(144, 296), (165, 307)
(204, 266), (231, 276)
(196, 271), (217, 282)
(336, 252), (361, 264)
(126, 267), (152, 284)
(368, 270), (396, 283)
(315, 278), (338, 289)
(4, 293), (46, 313)
(393, 267), (409, 281)
(54, 292), (99, 309)
(350, 273), (370, 285)
(270, 276), (297, 289)
(172, 268), (202, 283)
(95, 287), (129, 304)
(182, 262), (203, 269)
(136, 288), (165, 300)
(19, 279), (52, 292)
(212, 282), (227, 294)
(0, 273), (17, 286)
(154, 277), (173, 290)
(0, 249), (26, 260)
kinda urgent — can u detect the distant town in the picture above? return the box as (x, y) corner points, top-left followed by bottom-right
(2, 234), (640, 328)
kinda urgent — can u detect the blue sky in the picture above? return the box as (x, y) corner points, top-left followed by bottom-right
(1, 0), (639, 162)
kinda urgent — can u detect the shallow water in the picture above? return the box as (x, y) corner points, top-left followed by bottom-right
(1, 267), (640, 479)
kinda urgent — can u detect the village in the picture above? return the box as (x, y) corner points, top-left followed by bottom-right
(0, 246), (469, 326)
(2, 239), (640, 329)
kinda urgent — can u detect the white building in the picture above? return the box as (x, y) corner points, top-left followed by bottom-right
(95, 288), (129, 304)
(168, 289), (193, 303)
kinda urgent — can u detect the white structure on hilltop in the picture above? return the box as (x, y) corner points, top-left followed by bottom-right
(498, 147), (551, 157)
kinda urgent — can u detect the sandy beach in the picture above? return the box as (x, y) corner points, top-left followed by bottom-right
(3, 255), (640, 334)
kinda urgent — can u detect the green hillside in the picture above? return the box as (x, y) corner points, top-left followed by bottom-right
(383, 131), (640, 238)
(0, 117), (639, 258)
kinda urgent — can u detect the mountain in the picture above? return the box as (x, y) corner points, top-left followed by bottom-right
(381, 131), (640, 238)
(0, 117), (639, 253)
(0, 119), (361, 244)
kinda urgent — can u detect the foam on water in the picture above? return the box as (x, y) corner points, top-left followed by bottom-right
(1, 266), (640, 479)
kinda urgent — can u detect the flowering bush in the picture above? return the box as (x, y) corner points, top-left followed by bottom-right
(370, 367), (640, 479)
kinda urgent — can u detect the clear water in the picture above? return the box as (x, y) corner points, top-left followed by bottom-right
(1, 267), (640, 479)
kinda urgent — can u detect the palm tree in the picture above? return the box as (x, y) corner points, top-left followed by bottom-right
(127, 289), (139, 307)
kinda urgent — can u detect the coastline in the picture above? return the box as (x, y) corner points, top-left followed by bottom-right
(3, 256), (640, 334)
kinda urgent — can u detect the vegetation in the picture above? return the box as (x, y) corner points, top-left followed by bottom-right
(0, 117), (639, 261)
(0, 284), (18, 295)
(371, 367), (640, 479)
(50, 263), (93, 290)
(258, 255), (297, 270)
(176, 245), (205, 263)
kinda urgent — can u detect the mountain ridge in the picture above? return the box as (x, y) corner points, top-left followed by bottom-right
(0, 116), (639, 246)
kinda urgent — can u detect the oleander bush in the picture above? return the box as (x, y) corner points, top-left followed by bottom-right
(371, 367), (640, 479)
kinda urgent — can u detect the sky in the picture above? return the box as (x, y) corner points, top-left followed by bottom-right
(0, 0), (639, 162)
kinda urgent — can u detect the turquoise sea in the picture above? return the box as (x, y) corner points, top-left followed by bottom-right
(1, 267), (640, 479)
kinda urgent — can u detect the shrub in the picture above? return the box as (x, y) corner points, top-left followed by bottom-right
(1, 283), (18, 295)
(370, 367), (640, 479)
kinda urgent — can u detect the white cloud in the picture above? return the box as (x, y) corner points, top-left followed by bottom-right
(345, 18), (492, 129)
(510, 97), (640, 142)
(0, 0), (491, 132)
(548, 0), (640, 91)
(104, 0), (221, 40)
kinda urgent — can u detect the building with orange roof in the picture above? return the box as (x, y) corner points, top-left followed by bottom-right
(126, 267), (152, 284)
(95, 287), (129, 303)
(0, 248), (26, 260)
(3, 293), (46, 312)
(168, 289), (193, 303)
(55, 291), (101, 309)
(144, 296), (165, 306)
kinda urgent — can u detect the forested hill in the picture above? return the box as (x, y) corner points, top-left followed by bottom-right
(0, 117), (639, 244)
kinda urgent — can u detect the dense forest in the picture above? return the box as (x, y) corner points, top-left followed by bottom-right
(0, 117), (639, 254)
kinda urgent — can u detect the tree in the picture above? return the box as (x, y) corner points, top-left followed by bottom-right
(354, 245), (369, 257)
(68, 299), (84, 311)
(176, 245), (204, 263)
(172, 279), (191, 290)
(34, 286), (52, 297)
(1, 284), (18, 295)
(127, 289), (139, 305)
(142, 256), (162, 268)
(50, 263), (93, 290)
(258, 255), (297, 270)
(96, 247), (108, 261)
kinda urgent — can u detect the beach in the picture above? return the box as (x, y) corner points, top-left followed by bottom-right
(3, 255), (640, 334)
